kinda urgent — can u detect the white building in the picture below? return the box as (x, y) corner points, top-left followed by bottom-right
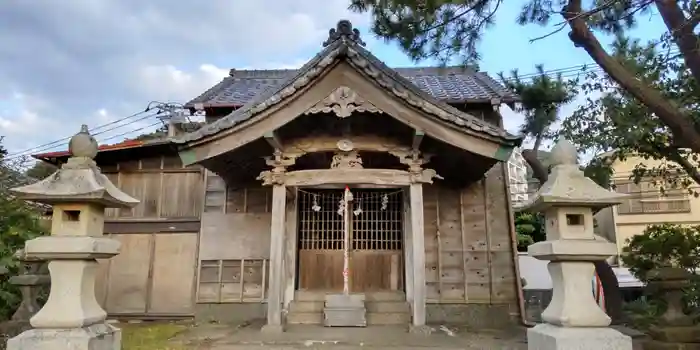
(507, 147), (529, 204)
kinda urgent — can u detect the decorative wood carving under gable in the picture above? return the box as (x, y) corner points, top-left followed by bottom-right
(304, 86), (381, 118)
(330, 150), (363, 169)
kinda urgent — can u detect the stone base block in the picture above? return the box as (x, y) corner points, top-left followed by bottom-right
(408, 325), (433, 335)
(528, 324), (633, 350)
(649, 326), (700, 343)
(260, 324), (285, 334)
(645, 340), (700, 350)
(7, 322), (121, 350)
(323, 293), (367, 327)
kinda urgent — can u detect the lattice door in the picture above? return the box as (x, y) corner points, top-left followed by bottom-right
(350, 190), (404, 291)
(296, 189), (404, 292)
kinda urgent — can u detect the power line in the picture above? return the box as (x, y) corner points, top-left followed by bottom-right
(4, 112), (163, 162)
(4, 100), (178, 159)
(7, 51), (683, 162)
(5, 110), (149, 158)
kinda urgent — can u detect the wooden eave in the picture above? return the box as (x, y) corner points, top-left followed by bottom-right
(174, 38), (522, 167)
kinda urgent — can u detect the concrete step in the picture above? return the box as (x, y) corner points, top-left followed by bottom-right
(294, 290), (406, 302)
(366, 301), (410, 313)
(289, 300), (409, 314)
(366, 312), (411, 325)
(287, 311), (411, 326)
(286, 312), (323, 324)
(289, 301), (324, 313)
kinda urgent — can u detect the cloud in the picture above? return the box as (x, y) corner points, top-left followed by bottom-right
(0, 0), (369, 155)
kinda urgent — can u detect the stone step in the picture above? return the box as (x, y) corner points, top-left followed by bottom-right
(286, 311), (411, 325)
(366, 312), (411, 325)
(289, 301), (324, 313)
(294, 290), (406, 302)
(289, 301), (409, 314)
(366, 301), (410, 313)
(287, 309), (411, 325)
(286, 312), (323, 324)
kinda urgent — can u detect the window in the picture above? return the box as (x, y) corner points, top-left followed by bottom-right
(197, 259), (269, 303)
(615, 179), (691, 214)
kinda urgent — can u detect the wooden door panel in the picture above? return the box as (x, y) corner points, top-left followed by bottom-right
(148, 233), (198, 314)
(298, 250), (344, 291)
(351, 251), (403, 292)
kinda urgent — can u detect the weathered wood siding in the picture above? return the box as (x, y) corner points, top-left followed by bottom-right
(95, 232), (198, 316)
(93, 155), (203, 317)
(102, 156), (203, 222)
(196, 170), (271, 303)
(194, 165), (517, 308)
(423, 164), (517, 304)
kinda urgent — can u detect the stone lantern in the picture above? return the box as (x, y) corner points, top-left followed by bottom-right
(6, 125), (139, 350)
(519, 139), (633, 350)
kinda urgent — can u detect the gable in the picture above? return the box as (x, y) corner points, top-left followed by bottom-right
(175, 20), (522, 166)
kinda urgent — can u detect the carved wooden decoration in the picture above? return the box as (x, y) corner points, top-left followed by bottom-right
(305, 86), (381, 118)
(331, 151), (364, 169)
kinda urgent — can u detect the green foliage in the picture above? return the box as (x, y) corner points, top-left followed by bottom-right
(0, 141), (47, 320)
(348, 0), (500, 65)
(25, 161), (57, 181)
(514, 212), (545, 251)
(622, 297), (663, 330)
(499, 65), (577, 150)
(349, 0), (667, 65)
(621, 224), (700, 283)
(620, 224), (700, 321)
(560, 36), (700, 193)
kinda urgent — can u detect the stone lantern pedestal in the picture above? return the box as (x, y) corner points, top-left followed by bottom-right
(519, 139), (633, 350)
(6, 125), (139, 350)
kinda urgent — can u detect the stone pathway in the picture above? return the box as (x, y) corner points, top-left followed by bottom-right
(171, 321), (528, 349)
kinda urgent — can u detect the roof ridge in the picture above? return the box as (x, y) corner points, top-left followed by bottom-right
(226, 65), (482, 78)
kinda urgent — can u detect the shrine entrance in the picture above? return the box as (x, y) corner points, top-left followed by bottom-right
(296, 188), (405, 292)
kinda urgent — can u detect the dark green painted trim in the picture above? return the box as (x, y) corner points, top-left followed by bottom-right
(179, 149), (198, 166)
(494, 145), (514, 162)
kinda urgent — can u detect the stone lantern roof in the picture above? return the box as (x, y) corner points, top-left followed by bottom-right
(10, 125), (139, 208)
(519, 139), (629, 213)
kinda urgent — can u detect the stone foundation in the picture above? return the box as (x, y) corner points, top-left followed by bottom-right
(426, 303), (519, 329)
(195, 303), (266, 324)
(195, 302), (520, 329)
(528, 323), (632, 350)
(7, 323), (121, 350)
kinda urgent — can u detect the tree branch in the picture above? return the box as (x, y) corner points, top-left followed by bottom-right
(657, 146), (700, 185)
(522, 149), (549, 185)
(563, 0), (700, 153)
(655, 0), (700, 85)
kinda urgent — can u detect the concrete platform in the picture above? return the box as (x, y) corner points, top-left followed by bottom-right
(174, 320), (528, 349)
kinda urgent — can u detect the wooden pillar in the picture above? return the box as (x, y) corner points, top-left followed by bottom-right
(403, 190), (414, 302)
(262, 184), (287, 333)
(409, 182), (426, 328)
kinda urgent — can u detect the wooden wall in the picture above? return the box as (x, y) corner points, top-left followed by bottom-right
(423, 164), (517, 304)
(93, 155), (204, 317)
(194, 164), (517, 307)
(102, 155), (202, 222)
(196, 170), (272, 303)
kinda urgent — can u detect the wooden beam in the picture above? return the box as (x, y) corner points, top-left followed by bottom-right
(282, 169), (413, 187)
(412, 130), (425, 153)
(264, 131), (283, 151)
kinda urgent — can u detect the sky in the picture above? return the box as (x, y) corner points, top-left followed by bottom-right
(0, 0), (669, 160)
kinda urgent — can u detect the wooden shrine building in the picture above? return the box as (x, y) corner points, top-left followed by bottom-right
(33, 20), (525, 329)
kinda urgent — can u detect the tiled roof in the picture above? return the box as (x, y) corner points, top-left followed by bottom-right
(175, 21), (522, 146)
(185, 66), (520, 108)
